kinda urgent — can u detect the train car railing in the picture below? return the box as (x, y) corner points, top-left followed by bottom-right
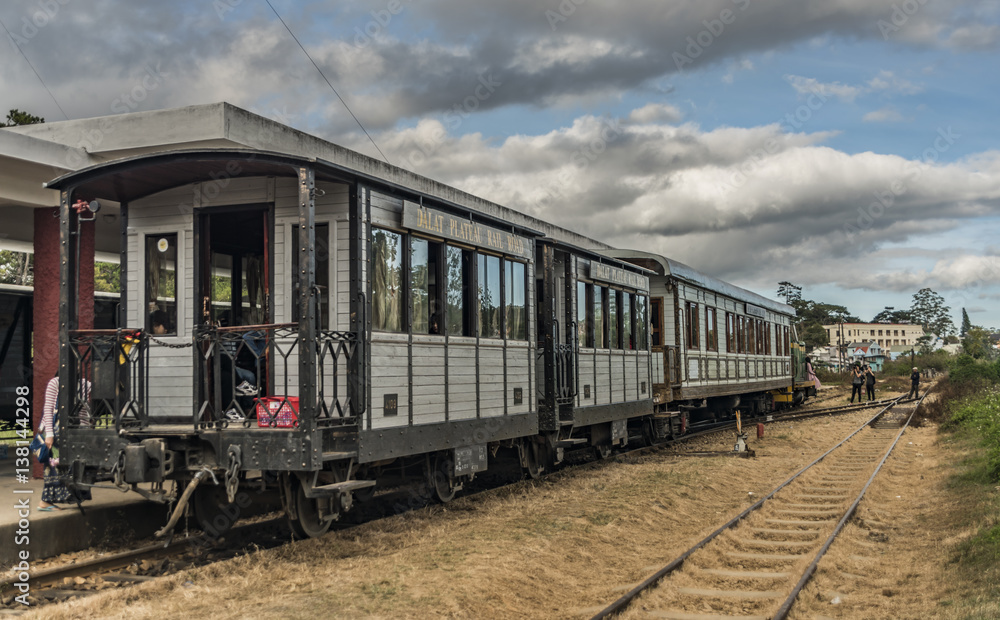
(195, 323), (359, 430)
(68, 329), (147, 431)
(195, 323), (295, 430)
(316, 329), (359, 426)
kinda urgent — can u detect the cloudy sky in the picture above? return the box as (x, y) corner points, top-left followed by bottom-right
(3, 0), (999, 329)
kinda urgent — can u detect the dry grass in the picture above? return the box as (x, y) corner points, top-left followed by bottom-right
(26, 410), (904, 620)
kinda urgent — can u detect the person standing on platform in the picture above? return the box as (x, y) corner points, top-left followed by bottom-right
(38, 374), (92, 511)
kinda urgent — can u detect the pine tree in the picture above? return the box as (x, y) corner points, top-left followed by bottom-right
(961, 308), (971, 338)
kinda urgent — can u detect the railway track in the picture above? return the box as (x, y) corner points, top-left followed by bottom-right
(590, 394), (924, 619)
(1, 392), (912, 612)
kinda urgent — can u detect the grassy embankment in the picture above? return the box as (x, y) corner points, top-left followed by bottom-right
(923, 356), (1000, 617)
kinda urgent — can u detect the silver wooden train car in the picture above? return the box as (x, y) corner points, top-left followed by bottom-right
(50, 119), (812, 537)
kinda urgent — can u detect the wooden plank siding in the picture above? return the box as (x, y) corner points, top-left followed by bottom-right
(666, 278), (793, 400)
(126, 176), (351, 419)
(361, 187), (537, 432)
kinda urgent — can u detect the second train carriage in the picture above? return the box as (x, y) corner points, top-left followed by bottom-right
(47, 146), (655, 537)
(605, 249), (814, 434)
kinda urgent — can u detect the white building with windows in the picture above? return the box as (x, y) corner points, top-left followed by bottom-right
(823, 322), (925, 355)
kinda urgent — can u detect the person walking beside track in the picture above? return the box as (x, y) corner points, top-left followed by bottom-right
(908, 367), (921, 399)
(850, 363), (864, 403)
(865, 364), (876, 401)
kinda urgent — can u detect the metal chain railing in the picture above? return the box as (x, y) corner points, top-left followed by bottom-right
(146, 335), (194, 349)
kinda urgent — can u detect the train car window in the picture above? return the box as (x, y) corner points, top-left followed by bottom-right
(446, 245), (470, 337)
(725, 312), (735, 353)
(636, 294), (648, 350)
(736, 315), (745, 353)
(576, 281), (588, 346)
(783, 325), (790, 356)
(706, 306), (718, 352)
(145, 233), (177, 336)
(477, 253), (501, 339)
(623, 293), (633, 350)
(685, 301), (699, 350)
(505, 259), (526, 340)
(756, 319), (765, 354)
(410, 238), (434, 334)
(609, 290), (620, 349)
(746, 317), (756, 354)
(594, 285), (606, 348)
(765, 322), (772, 355)
(292, 222), (329, 331)
(372, 228), (405, 333)
(650, 297), (661, 347)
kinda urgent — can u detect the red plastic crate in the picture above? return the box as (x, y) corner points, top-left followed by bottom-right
(256, 397), (299, 428)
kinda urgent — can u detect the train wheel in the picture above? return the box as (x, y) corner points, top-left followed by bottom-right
(286, 478), (332, 539)
(641, 419), (656, 447)
(522, 440), (544, 479)
(192, 483), (240, 539)
(428, 453), (458, 503)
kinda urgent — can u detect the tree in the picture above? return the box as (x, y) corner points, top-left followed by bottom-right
(960, 308), (971, 338)
(915, 334), (934, 354)
(962, 326), (997, 360)
(94, 262), (121, 293)
(800, 322), (829, 351)
(872, 308), (913, 323)
(1, 109), (44, 127)
(909, 288), (954, 337)
(0, 250), (33, 286)
(776, 281), (802, 305)
(790, 299), (859, 326)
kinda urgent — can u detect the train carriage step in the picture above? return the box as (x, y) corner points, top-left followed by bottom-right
(556, 438), (588, 448)
(306, 479), (377, 498)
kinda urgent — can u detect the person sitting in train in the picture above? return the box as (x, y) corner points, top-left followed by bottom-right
(150, 310), (170, 335)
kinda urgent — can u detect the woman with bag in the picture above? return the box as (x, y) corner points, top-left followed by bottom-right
(36, 375), (91, 511)
(38, 375), (70, 511)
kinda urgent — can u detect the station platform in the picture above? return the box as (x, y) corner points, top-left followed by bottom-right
(0, 455), (170, 568)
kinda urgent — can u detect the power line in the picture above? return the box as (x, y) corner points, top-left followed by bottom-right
(0, 17), (69, 121)
(263, 0), (390, 164)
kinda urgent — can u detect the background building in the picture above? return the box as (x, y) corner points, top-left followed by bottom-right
(823, 322), (925, 355)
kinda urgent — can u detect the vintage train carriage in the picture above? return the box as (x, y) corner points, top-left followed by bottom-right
(605, 250), (798, 428)
(46, 146), (653, 536)
(533, 240), (653, 466)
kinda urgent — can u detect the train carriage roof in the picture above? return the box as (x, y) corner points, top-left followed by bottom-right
(601, 249), (794, 317)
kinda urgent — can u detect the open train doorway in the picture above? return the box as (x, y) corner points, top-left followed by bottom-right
(194, 205), (274, 422)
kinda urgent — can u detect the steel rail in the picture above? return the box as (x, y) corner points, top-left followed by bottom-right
(771, 394), (925, 619)
(0, 517), (286, 597)
(589, 395), (905, 620)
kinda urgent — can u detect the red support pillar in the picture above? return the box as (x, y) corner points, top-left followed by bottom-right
(32, 208), (94, 478)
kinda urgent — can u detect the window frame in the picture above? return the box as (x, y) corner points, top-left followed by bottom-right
(594, 285), (607, 349)
(725, 311), (735, 353)
(705, 306), (718, 352)
(142, 230), (184, 337)
(504, 258), (527, 341)
(685, 301), (700, 350)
